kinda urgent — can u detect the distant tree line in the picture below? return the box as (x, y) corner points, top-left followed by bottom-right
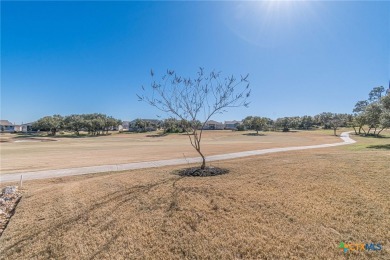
(242, 86), (390, 137)
(129, 118), (202, 133)
(32, 114), (122, 136)
(131, 114), (353, 136)
(127, 119), (160, 132)
(34, 89), (385, 138)
(161, 118), (201, 133)
(242, 113), (352, 136)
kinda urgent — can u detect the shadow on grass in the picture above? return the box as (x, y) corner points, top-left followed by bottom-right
(53, 134), (107, 138)
(366, 144), (390, 150)
(13, 134), (42, 138)
(352, 133), (390, 139)
(2, 177), (178, 257)
(146, 133), (168, 138)
(242, 133), (265, 136)
(13, 134), (109, 139)
(12, 135), (58, 140)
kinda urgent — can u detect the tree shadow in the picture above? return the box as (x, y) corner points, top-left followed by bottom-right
(13, 134), (106, 139)
(353, 134), (390, 139)
(49, 135), (101, 138)
(2, 177), (178, 257)
(242, 133), (265, 136)
(39, 135), (103, 139)
(11, 136), (58, 142)
(366, 144), (390, 150)
(13, 134), (42, 138)
(146, 133), (168, 138)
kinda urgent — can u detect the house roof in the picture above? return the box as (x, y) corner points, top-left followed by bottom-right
(130, 119), (161, 124)
(0, 120), (13, 126)
(206, 120), (223, 125)
(225, 120), (241, 124)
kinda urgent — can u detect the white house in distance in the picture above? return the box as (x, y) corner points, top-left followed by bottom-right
(203, 120), (225, 130)
(0, 121), (34, 133)
(21, 123), (33, 132)
(121, 121), (131, 131)
(224, 120), (242, 130)
(13, 124), (22, 132)
(0, 120), (15, 132)
(14, 123), (34, 133)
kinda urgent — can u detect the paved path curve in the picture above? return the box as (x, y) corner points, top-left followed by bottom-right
(0, 132), (356, 183)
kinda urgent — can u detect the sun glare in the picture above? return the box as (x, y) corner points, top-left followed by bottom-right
(260, 0), (310, 24)
(225, 1), (320, 47)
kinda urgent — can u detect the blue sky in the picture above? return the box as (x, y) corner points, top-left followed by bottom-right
(1, 1), (389, 124)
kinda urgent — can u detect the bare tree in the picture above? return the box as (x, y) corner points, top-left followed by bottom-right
(138, 68), (251, 169)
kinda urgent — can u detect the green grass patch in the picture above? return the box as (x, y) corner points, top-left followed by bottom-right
(344, 131), (390, 151)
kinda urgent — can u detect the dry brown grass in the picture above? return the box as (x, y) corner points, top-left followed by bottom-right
(0, 132), (389, 259)
(1, 130), (341, 173)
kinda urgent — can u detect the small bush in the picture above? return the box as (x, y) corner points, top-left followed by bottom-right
(236, 125), (245, 131)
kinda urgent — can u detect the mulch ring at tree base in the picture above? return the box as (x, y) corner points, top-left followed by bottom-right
(174, 167), (229, 177)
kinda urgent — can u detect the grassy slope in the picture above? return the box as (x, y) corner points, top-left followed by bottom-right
(0, 131), (389, 259)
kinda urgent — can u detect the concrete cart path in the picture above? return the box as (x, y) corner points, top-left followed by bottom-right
(0, 132), (356, 183)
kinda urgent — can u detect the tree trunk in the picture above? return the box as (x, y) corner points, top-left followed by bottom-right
(333, 128), (337, 136)
(196, 148), (206, 169)
(352, 126), (358, 135)
(201, 156), (206, 169)
(377, 128), (385, 137)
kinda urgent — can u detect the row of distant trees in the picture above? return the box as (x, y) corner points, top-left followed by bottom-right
(242, 113), (352, 136)
(32, 113), (122, 136)
(131, 118), (201, 133)
(132, 97), (388, 137)
(31, 90), (389, 138)
(243, 87), (389, 137)
(132, 113), (351, 136)
(161, 118), (200, 133)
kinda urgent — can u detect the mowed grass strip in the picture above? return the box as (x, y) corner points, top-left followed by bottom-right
(0, 135), (389, 259)
(1, 130), (342, 173)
